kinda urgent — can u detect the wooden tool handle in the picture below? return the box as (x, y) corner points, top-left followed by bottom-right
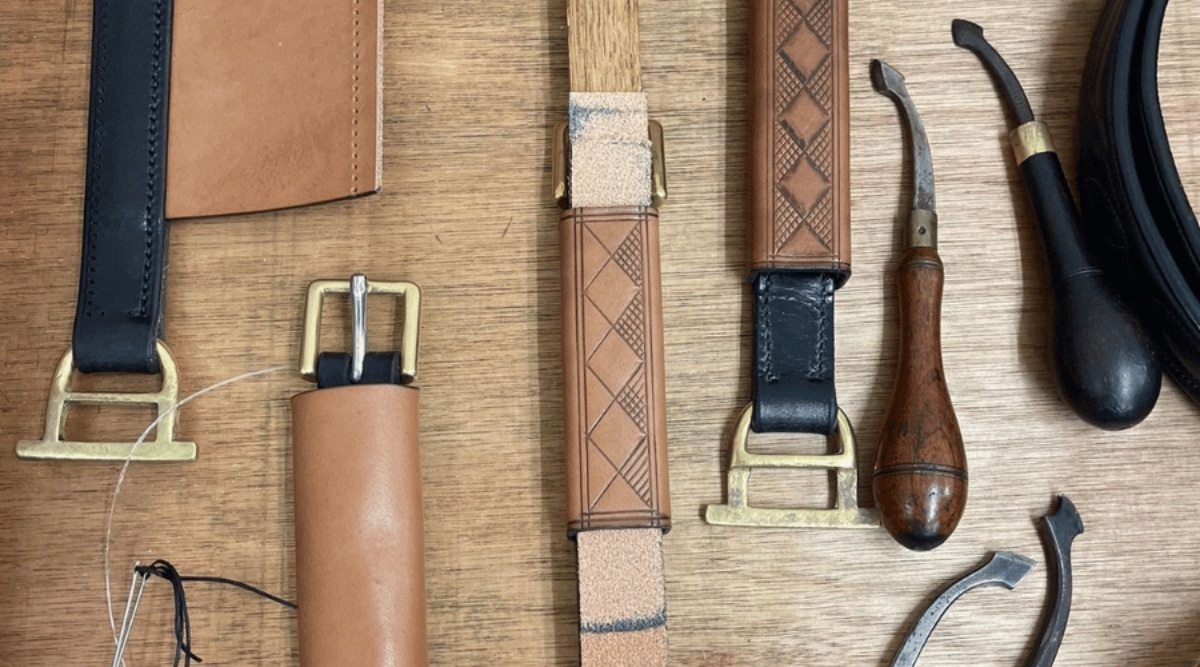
(874, 246), (966, 551)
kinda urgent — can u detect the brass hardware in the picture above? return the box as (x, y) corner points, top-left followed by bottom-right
(300, 276), (421, 383)
(908, 209), (938, 249)
(1010, 120), (1056, 165)
(553, 122), (570, 208)
(16, 341), (197, 461)
(648, 119), (667, 208)
(705, 405), (880, 529)
(552, 120), (668, 208)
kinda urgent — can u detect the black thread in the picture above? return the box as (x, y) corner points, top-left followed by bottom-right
(132, 560), (296, 666)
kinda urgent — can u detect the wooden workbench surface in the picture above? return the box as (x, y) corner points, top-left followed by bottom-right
(1, 1), (1198, 664)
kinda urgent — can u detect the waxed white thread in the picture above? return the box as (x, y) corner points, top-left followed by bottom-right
(103, 365), (290, 659)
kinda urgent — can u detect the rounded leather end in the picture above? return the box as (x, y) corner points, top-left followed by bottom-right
(873, 471), (967, 552)
(1052, 275), (1162, 430)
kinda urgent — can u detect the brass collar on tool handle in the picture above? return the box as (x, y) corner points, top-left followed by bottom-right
(705, 405), (879, 528)
(16, 341), (196, 462)
(552, 120), (668, 208)
(299, 275), (422, 383)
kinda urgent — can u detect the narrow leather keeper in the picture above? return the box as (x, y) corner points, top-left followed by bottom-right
(751, 271), (839, 434)
(292, 384), (428, 667)
(72, 0), (175, 374)
(315, 351), (402, 388)
(561, 206), (670, 535)
(746, 0), (850, 434)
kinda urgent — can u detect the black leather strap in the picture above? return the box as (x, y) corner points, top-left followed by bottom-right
(1078, 0), (1200, 403)
(72, 0), (174, 374)
(750, 271), (841, 434)
(316, 352), (404, 389)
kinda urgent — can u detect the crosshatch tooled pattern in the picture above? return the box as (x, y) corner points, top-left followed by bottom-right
(772, 0), (836, 256)
(569, 208), (665, 528)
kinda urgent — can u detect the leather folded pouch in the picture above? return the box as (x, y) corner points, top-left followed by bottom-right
(167, 0), (382, 218)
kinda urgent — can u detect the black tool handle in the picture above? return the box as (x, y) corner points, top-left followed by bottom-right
(1019, 151), (1160, 429)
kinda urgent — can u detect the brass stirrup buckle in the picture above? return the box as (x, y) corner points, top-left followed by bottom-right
(300, 276), (422, 383)
(705, 404), (879, 529)
(16, 341), (196, 461)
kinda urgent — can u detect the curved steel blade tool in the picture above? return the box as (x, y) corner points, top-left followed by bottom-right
(891, 551), (1036, 667)
(1030, 495), (1084, 667)
(951, 18), (1160, 430)
(869, 60), (967, 551)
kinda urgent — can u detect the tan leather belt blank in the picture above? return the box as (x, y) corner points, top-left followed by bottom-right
(291, 275), (428, 667)
(554, 0), (672, 664)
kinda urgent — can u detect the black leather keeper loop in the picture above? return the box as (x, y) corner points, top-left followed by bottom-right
(750, 271), (841, 434)
(72, 0), (174, 374)
(316, 352), (403, 389)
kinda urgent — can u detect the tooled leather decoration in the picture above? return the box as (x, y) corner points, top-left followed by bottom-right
(562, 206), (670, 534)
(752, 0), (849, 271)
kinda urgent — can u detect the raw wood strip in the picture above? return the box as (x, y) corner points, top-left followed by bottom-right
(568, 0), (642, 92)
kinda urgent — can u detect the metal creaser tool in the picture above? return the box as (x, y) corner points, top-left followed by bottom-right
(890, 551), (1036, 667)
(1030, 495), (1084, 667)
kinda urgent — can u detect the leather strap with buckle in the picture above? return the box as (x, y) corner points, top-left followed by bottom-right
(292, 275), (429, 666)
(706, 0), (878, 529)
(556, 1), (672, 663)
(18, 0), (192, 462)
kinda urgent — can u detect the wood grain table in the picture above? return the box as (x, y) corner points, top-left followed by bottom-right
(1, 0), (1198, 665)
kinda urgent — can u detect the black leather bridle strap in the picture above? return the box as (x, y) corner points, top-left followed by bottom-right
(1078, 0), (1200, 403)
(72, 0), (174, 374)
(751, 271), (841, 434)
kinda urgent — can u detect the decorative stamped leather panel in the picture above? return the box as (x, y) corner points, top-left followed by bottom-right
(749, 0), (850, 272)
(561, 207), (670, 534)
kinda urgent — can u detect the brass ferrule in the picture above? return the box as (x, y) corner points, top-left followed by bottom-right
(908, 209), (937, 249)
(1010, 121), (1057, 165)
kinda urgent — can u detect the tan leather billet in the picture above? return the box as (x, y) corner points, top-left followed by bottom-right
(291, 384), (427, 667)
(166, 0), (383, 219)
(561, 206), (670, 535)
(748, 0), (851, 272)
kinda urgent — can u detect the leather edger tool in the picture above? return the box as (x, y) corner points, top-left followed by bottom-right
(291, 275), (427, 667)
(705, 0), (878, 530)
(952, 19), (1161, 430)
(870, 60), (967, 551)
(553, 1), (672, 662)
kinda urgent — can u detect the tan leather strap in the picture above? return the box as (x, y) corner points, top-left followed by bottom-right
(292, 384), (428, 667)
(564, 2), (670, 664)
(561, 206), (670, 534)
(748, 0), (850, 272)
(166, 0), (382, 218)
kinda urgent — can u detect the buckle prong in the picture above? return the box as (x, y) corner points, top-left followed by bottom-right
(349, 274), (369, 383)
